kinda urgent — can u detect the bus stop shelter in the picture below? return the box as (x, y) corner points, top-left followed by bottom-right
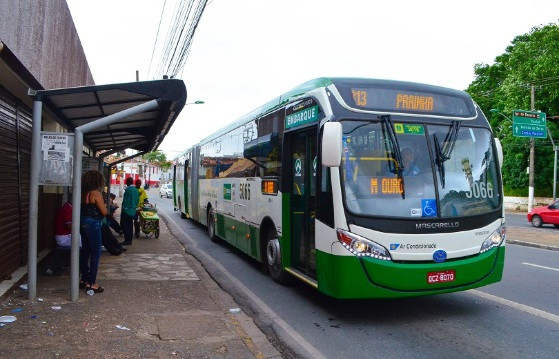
(27, 79), (187, 301)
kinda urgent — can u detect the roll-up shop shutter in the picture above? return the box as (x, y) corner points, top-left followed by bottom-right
(0, 86), (32, 278)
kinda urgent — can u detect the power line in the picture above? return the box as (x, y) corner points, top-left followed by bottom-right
(148, 0), (167, 80)
(149, 0), (209, 80)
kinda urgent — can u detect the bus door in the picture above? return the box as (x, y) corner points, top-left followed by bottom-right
(184, 157), (189, 216)
(285, 128), (317, 277)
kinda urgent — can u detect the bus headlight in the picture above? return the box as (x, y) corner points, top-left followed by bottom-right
(336, 229), (392, 261)
(480, 224), (506, 253)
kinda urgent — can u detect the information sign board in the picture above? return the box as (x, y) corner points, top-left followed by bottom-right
(512, 110), (546, 138)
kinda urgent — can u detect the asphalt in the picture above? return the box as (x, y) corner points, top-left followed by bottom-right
(0, 207), (557, 359)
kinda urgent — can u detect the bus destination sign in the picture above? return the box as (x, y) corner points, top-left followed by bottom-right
(343, 86), (475, 117)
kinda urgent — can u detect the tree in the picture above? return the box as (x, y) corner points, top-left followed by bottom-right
(143, 151), (172, 171)
(466, 23), (559, 196)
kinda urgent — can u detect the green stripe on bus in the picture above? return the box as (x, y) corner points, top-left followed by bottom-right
(315, 247), (505, 299)
(215, 213), (263, 260)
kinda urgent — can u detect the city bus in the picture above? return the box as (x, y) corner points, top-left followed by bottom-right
(173, 78), (505, 299)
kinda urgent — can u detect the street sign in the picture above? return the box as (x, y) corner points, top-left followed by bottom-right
(512, 110), (547, 138)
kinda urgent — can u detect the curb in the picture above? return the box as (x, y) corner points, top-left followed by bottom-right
(506, 239), (559, 251)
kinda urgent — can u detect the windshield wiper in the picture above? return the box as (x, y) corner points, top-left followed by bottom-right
(442, 121), (461, 159)
(381, 115), (405, 199)
(433, 133), (446, 188)
(433, 121), (461, 188)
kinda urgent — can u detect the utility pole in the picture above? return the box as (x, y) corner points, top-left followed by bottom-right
(528, 84), (535, 212)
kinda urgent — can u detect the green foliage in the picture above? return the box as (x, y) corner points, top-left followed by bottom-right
(142, 151), (172, 171)
(466, 23), (559, 197)
(143, 150), (167, 163)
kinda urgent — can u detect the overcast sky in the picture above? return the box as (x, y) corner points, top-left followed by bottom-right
(66, 0), (559, 158)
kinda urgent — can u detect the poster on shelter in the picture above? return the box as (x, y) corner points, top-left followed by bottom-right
(39, 132), (73, 185)
(42, 134), (69, 161)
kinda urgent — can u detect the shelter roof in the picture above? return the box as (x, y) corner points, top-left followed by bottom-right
(33, 79), (186, 154)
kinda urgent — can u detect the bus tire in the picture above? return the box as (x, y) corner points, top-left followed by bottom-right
(266, 229), (288, 284)
(207, 207), (218, 242)
(178, 197), (187, 219)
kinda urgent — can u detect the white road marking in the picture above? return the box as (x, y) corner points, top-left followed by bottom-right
(522, 262), (559, 272)
(470, 289), (559, 324)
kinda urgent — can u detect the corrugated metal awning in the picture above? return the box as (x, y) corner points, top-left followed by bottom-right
(33, 79), (187, 154)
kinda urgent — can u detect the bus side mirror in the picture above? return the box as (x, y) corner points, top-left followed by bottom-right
(494, 137), (503, 167)
(322, 122), (343, 167)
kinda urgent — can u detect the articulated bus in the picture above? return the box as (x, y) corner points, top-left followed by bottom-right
(173, 78), (505, 299)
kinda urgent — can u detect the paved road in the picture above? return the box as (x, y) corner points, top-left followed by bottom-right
(151, 193), (559, 359)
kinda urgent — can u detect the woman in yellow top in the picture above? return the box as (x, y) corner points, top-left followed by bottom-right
(134, 179), (148, 238)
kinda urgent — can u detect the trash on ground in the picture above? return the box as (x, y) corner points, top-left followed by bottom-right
(11, 308), (23, 313)
(51, 306), (62, 311)
(115, 325), (130, 330)
(37, 298), (44, 302)
(30, 315), (38, 319)
(0, 316), (17, 323)
(86, 290), (94, 296)
(229, 308), (241, 314)
(45, 268), (53, 274)
(19, 284), (28, 290)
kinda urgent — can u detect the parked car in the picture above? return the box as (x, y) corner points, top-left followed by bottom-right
(159, 183), (172, 198)
(526, 200), (559, 227)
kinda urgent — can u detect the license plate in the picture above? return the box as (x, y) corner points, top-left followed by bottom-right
(427, 270), (456, 284)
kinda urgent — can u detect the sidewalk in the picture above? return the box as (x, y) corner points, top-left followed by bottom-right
(0, 211), (282, 358)
(506, 226), (559, 250)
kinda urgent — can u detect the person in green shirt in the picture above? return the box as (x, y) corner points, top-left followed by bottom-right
(120, 177), (139, 245)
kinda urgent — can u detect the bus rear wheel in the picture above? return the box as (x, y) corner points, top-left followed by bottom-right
(207, 207), (218, 242)
(266, 230), (288, 284)
(178, 197), (186, 219)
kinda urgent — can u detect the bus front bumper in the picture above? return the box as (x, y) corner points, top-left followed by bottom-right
(316, 246), (505, 299)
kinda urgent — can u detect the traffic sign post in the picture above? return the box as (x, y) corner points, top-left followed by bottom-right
(512, 110), (546, 138)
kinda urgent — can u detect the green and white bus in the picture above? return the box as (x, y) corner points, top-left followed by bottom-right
(173, 78), (505, 299)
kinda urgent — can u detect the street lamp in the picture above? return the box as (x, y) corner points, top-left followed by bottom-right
(490, 108), (511, 121)
(490, 109), (513, 135)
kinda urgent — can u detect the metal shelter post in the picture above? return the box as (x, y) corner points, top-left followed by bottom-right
(27, 98), (43, 300)
(70, 130), (83, 301)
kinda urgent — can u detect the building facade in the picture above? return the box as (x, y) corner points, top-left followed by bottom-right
(0, 0), (94, 278)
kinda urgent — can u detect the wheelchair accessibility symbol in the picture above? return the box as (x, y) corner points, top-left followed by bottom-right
(421, 199), (437, 217)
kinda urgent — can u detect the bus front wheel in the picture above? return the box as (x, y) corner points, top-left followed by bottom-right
(266, 230), (288, 284)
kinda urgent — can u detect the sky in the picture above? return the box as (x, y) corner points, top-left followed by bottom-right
(66, 0), (559, 159)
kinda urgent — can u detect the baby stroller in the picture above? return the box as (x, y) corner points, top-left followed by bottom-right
(139, 202), (159, 238)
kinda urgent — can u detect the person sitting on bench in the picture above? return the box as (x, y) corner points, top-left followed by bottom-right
(53, 199), (81, 275)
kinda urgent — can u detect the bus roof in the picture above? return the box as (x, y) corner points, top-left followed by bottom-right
(179, 77), (474, 157)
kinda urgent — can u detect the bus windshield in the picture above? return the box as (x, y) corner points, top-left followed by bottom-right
(340, 119), (500, 218)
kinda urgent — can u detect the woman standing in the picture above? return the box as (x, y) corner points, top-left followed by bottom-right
(80, 170), (108, 293)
